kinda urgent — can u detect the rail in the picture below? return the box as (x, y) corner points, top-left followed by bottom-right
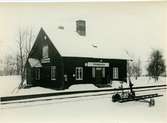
(1, 84), (166, 103)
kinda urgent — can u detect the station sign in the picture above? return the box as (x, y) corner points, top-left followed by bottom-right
(85, 62), (109, 67)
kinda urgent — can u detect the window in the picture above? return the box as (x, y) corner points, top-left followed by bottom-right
(75, 67), (83, 80)
(102, 68), (105, 78)
(35, 69), (40, 80)
(76, 20), (86, 36)
(113, 67), (119, 79)
(51, 66), (56, 80)
(42, 45), (49, 59)
(25, 68), (27, 79)
(92, 68), (95, 78)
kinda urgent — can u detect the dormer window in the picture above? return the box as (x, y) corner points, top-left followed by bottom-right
(42, 45), (48, 59)
(76, 20), (86, 36)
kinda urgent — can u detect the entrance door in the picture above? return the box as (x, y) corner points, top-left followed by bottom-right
(92, 67), (105, 83)
(95, 67), (103, 83)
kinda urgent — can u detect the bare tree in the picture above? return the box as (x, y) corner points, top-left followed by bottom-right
(24, 28), (33, 61)
(125, 50), (134, 81)
(17, 29), (24, 82)
(16, 27), (34, 88)
(3, 55), (17, 75)
(125, 50), (142, 80)
(127, 60), (133, 79)
(147, 49), (166, 81)
(132, 58), (142, 80)
(0, 59), (4, 76)
(16, 54), (20, 75)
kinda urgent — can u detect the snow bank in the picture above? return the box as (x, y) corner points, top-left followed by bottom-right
(68, 84), (98, 91)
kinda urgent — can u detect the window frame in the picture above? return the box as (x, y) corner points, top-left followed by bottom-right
(51, 66), (56, 80)
(42, 45), (49, 59)
(113, 67), (119, 79)
(35, 68), (40, 80)
(76, 20), (86, 36)
(102, 68), (105, 78)
(92, 67), (95, 78)
(75, 67), (83, 80)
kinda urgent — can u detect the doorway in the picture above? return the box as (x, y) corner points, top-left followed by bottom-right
(92, 67), (105, 83)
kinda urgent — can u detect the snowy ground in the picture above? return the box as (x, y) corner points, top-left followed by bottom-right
(0, 90), (166, 123)
(0, 76), (56, 96)
(0, 76), (167, 123)
(0, 75), (166, 96)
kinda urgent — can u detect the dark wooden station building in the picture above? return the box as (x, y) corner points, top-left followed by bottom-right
(25, 20), (129, 89)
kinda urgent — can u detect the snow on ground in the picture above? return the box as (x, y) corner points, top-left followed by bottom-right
(0, 76), (21, 96)
(0, 76), (59, 96)
(0, 76), (166, 96)
(0, 76), (167, 123)
(0, 90), (166, 123)
(132, 76), (166, 86)
(111, 76), (166, 89)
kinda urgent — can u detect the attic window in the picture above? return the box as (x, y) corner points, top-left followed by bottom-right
(76, 20), (86, 36)
(42, 45), (49, 59)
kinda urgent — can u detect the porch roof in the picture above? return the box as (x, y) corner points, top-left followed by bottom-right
(28, 58), (42, 68)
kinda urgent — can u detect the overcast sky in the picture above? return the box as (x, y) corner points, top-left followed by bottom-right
(0, 2), (166, 66)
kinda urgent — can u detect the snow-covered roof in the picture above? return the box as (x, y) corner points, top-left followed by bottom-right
(28, 58), (42, 68)
(42, 23), (130, 60)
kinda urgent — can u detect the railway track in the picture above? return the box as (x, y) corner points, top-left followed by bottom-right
(1, 87), (166, 105)
(0, 84), (166, 105)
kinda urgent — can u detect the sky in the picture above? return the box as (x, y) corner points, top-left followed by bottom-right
(0, 2), (166, 69)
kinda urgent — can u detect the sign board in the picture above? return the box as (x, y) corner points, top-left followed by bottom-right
(41, 58), (50, 63)
(85, 62), (109, 67)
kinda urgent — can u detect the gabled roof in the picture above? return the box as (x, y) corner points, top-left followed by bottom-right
(41, 23), (131, 60)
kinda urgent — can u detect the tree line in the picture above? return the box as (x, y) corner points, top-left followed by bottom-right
(0, 27), (34, 80)
(127, 49), (166, 81)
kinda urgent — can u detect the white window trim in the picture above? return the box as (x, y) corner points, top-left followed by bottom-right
(51, 66), (56, 80)
(75, 67), (83, 80)
(113, 67), (119, 79)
